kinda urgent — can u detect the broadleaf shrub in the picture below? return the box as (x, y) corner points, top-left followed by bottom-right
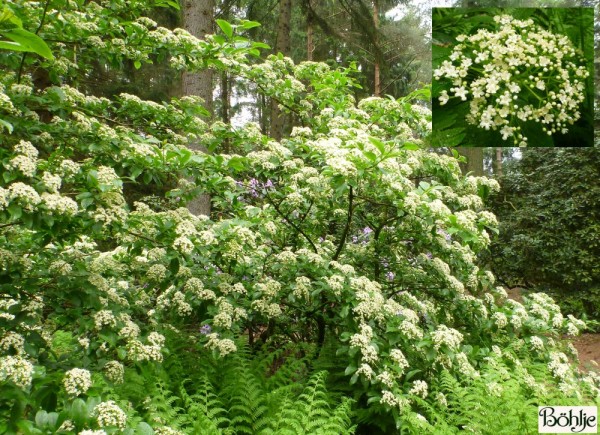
(489, 147), (600, 323)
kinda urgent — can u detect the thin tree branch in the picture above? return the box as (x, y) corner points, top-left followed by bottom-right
(264, 191), (318, 253)
(332, 186), (353, 261)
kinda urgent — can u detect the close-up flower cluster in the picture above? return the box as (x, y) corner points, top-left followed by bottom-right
(433, 11), (591, 146)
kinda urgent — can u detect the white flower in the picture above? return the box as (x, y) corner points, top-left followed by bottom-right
(431, 325), (463, 351)
(492, 312), (508, 328)
(439, 90), (449, 105)
(63, 368), (92, 396)
(0, 355), (34, 389)
(8, 182), (41, 211)
(409, 380), (428, 398)
(104, 361), (124, 384)
(94, 400), (127, 429)
(94, 310), (117, 330)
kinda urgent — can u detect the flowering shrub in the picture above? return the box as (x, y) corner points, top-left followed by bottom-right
(0, 1), (598, 433)
(432, 8), (594, 147)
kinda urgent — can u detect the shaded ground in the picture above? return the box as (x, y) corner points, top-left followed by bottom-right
(506, 287), (599, 372)
(572, 333), (600, 372)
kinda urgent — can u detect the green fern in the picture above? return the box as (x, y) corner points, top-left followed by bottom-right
(270, 371), (355, 435)
(178, 377), (232, 434)
(218, 348), (272, 434)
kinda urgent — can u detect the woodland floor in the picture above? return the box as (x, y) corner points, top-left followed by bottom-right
(506, 287), (600, 373)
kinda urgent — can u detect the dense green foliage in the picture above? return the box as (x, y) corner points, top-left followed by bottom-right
(489, 148), (600, 323)
(432, 7), (594, 147)
(0, 0), (598, 434)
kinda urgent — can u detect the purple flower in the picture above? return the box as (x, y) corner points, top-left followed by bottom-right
(426, 252), (433, 259)
(363, 227), (373, 235)
(386, 271), (395, 281)
(318, 237), (324, 243)
(175, 197), (181, 202)
(199, 324), (212, 335)
(264, 179), (274, 189)
(351, 236), (359, 243)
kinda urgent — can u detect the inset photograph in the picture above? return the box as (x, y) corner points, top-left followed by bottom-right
(432, 8), (594, 147)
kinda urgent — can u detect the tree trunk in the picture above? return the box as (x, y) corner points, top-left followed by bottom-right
(373, 0), (380, 97)
(493, 148), (503, 178)
(270, 0), (292, 141)
(458, 147), (484, 176)
(307, 4), (314, 61)
(181, 0), (214, 217)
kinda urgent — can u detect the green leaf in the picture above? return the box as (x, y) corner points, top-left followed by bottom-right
(134, 60), (141, 69)
(252, 42), (271, 49)
(363, 150), (377, 162)
(344, 365), (357, 376)
(71, 398), (87, 427)
(135, 422), (154, 435)
(216, 19), (233, 39)
(35, 410), (49, 428)
(7, 203), (22, 219)
(368, 136), (386, 154)
(402, 142), (421, 151)
(240, 20), (261, 30)
(0, 118), (13, 133)
(1, 28), (53, 59)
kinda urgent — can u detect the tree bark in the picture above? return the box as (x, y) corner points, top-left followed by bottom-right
(493, 147), (503, 178)
(373, 0), (380, 96)
(307, 4), (314, 61)
(270, 0), (292, 141)
(458, 147), (484, 176)
(181, 0), (214, 217)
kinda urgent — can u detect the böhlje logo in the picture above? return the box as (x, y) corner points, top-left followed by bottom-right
(538, 406), (597, 433)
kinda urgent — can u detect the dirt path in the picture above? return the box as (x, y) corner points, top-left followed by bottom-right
(572, 333), (600, 372)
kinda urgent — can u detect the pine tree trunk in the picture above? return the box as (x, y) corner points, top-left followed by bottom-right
(494, 147), (503, 178)
(307, 6), (314, 61)
(181, 0), (214, 217)
(458, 147), (484, 176)
(373, 0), (381, 97)
(270, 0), (292, 141)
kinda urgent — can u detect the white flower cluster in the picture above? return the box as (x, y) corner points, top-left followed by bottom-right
(127, 333), (165, 362)
(431, 325), (463, 351)
(5, 141), (39, 177)
(350, 323), (379, 364)
(0, 332), (25, 354)
(491, 312), (508, 328)
(435, 14), (589, 145)
(63, 368), (92, 396)
(409, 380), (428, 398)
(547, 352), (571, 381)
(7, 182), (41, 211)
(529, 336), (544, 351)
(205, 333), (237, 357)
(390, 349), (410, 373)
(379, 390), (410, 411)
(0, 355), (34, 389)
(94, 400), (127, 430)
(94, 310), (117, 330)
